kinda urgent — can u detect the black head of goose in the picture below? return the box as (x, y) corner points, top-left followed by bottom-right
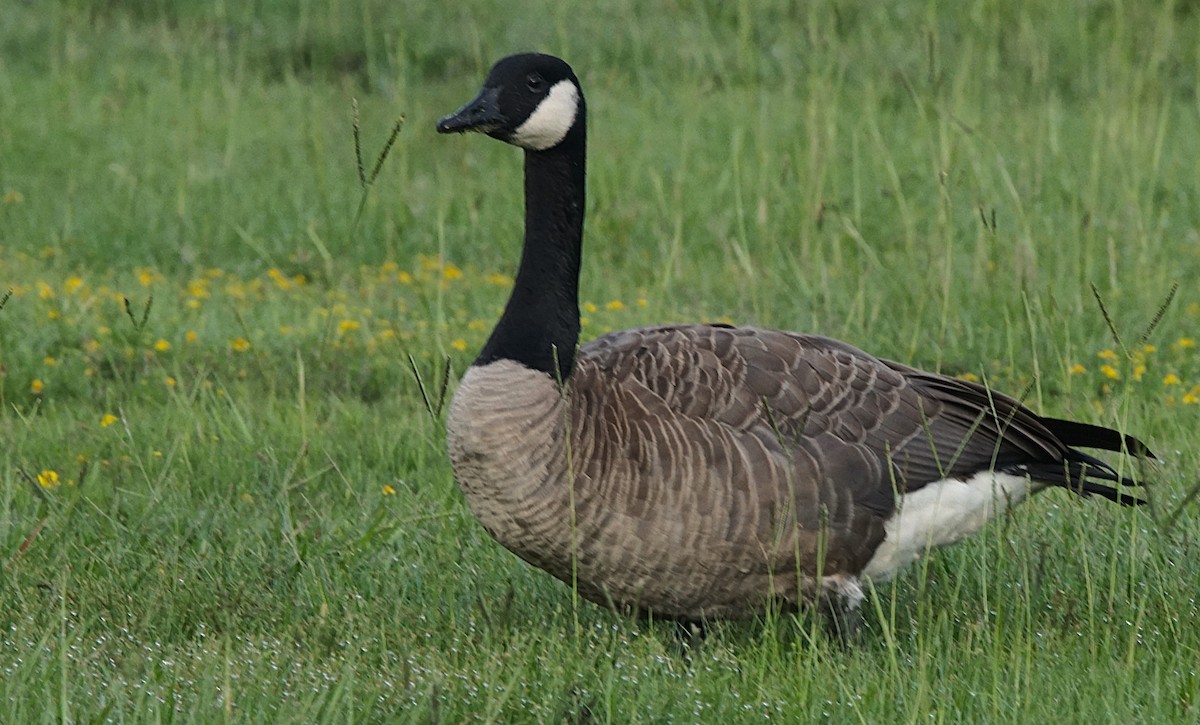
(436, 53), (1153, 635)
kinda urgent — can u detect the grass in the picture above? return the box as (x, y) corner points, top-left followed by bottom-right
(2, 0), (1199, 721)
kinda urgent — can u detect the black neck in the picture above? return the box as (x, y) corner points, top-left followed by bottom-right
(475, 120), (586, 380)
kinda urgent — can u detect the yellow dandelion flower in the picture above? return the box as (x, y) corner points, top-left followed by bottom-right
(165, 376), (176, 388)
(64, 276), (84, 294)
(1141, 344), (1157, 354)
(583, 302), (597, 313)
(152, 450), (163, 458)
(1097, 349), (1117, 361)
(397, 271), (413, 284)
(36, 281), (53, 300)
(605, 299), (625, 311)
(1099, 364), (1120, 380)
(450, 338), (468, 351)
(185, 299), (202, 309)
(224, 280), (248, 300)
(84, 339), (101, 353)
(187, 279), (211, 298)
(442, 264), (463, 280)
(337, 319), (360, 335)
(154, 338), (171, 352)
(267, 268), (292, 290)
(1068, 363), (1087, 375)
(43, 356), (56, 366)
(36, 469), (60, 489)
(467, 319), (488, 332)
(47, 308), (61, 320)
(382, 485), (397, 496)
(1163, 373), (1181, 386)
(955, 372), (980, 383)
(1133, 364), (1147, 382)
(637, 298), (648, 308)
(136, 268), (157, 287)
(485, 273), (511, 286)
(185, 330), (198, 343)
(30, 379), (44, 394)
(1184, 392), (1200, 405)
(1178, 337), (1197, 350)
(100, 413), (119, 428)
(230, 338), (251, 352)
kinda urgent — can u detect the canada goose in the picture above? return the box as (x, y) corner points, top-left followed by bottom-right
(436, 53), (1152, 635)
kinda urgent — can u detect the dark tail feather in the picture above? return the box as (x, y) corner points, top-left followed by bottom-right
(1030, 416), (1154, 505)
(1067, 449), (1147, 487)
(1040, 416), (1157, 459)
(1076, 480), (1146, 506)
(1014, 460), (1147, 507)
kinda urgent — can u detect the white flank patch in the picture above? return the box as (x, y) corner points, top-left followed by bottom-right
(510, 80), (579, 151)
(862, 471), (1034, 582)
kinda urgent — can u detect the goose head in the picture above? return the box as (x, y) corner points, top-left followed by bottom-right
(436, 53), (584, 152)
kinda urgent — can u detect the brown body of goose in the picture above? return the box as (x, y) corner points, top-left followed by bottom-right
(437, 53), (1151, 626)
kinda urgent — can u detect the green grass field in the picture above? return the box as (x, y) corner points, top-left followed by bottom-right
(2, 1), (1199, 721)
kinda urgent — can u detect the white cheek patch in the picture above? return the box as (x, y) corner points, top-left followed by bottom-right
(510, 80), (579, 151)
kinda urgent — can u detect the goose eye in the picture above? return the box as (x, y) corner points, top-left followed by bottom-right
(526, 73), (545, 93)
